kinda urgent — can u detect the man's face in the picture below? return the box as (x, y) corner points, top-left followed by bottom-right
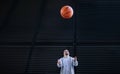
(63, 49), (69, 56)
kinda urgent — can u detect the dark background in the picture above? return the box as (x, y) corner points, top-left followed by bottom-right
(0, 0), (120, 74)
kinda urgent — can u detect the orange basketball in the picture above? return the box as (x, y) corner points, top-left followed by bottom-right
(60, 5), (74, 19)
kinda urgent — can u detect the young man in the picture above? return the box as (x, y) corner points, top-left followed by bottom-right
(57, 49), (78, 74)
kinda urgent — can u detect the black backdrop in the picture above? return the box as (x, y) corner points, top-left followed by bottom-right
(0, 0), (120, 74)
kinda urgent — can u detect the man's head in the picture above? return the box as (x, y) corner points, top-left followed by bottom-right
(63, 49), (70, 57)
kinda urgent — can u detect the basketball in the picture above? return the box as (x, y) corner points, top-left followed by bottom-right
(60, 5), (74, 19)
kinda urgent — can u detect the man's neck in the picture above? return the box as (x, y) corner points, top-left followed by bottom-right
(64, 55), (69, 58)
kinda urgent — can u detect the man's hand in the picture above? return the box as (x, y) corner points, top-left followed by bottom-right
(57, 59), (60, 64)
(74, 56), (77, 61)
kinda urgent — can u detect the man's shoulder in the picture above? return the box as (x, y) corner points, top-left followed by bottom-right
(69, 56), (74, 60)
(69, 56), (73, 58)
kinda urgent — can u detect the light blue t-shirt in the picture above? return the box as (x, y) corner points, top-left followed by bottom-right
(57, 56), (78, 74)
